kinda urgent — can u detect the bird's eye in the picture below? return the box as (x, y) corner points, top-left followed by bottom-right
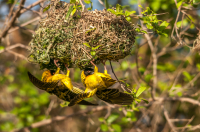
(50, 70), (55, 75)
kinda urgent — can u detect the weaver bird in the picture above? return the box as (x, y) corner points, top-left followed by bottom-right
(68, 66), (117, 106)
(28, 70), (98, 106)
(41, 67), (84, 93)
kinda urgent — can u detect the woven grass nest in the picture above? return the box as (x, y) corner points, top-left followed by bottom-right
(28, 1), (136, 71)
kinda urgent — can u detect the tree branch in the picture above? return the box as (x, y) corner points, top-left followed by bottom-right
(13, 106), (110, 132)
(0, 0), (26, 43)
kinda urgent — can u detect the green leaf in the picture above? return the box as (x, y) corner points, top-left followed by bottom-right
(84, 0), (91, 4)
(126, 111), (132, 117)
(196, 63), (200, 71)
(138, 5), (143, 9)
(141, 30), (147, 34)
(121, 61), (129, 70)
(116, 4), (122, 12)
(177, 91), (182, 97)
(125, 10), (136, 16)
(107, 9), (116, 14)
(107, 113), (119, 124)
(115, 12), (124, 16)
(71, 8), (76, 16)
(43, 5), (50, 13)
(176, 19), (187, 28)
(86, 28), (96, 33)
(100, 124), (109, 131)
(159, 21), (169, 31)
(146, 23), (153, 29)
(121, 117), (129, 124)
(0, 46), (4, 50)
(65, 6), (74, 20)
(130, 63), (136, 69)
(70, 0), (76, 4)
(140, 98), (149, 104)
(92, 45), (101, 50)
(7, 0), (14, 4)
(150, 1), (160, 12)
(90, 51), (96, 56)
(182, 71), (192, 81)
(136, 86), (146, 97)
(83, 42), (91, 48)
(135, 98), (141, 103)
(160, 32), (168, 37)
(139, 67), (145, 74)
(177, 1), (182, 8)
(87, 7), (92, 10)
(111, 124), (121, 132)
(60, 102), (69, 107)
(98, 117), (104, 122)
(125, 17), (131, 21)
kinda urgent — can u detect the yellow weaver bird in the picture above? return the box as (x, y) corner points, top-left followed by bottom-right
(68, 66), (118, 106)
(28, 69), (98, 106)
(41, 67), (84, 94)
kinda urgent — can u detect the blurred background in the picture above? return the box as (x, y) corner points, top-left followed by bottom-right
(0, 0), (200, 132)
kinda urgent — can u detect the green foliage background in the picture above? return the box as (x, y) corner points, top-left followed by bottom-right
(0, 0), (200, 132)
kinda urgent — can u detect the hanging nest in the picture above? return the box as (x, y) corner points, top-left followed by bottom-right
(28, 0), (136, 71)
(193, 31), (200, 53)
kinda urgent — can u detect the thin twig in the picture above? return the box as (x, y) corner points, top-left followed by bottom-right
(138, 0), (156, 101)
(8, 14), (46, 34)
(155, 97), (200, 107)
(20, 0), (46, 14)
(7, 50), (27, 60)
(79, 0), (85, 12)
(98, 0), (105, 8)
(0, 43), (30, 54)
(0, 0), (26, 44)
(162, 105), (177, 132)
(171, 2), (183, 44)
(109, 60), (131, 92)
(181, 116), (194, 132)
(175, 124), (200, 131)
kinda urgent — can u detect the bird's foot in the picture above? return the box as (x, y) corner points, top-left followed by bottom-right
(54, 59), (60, 67)
(101, 60), (107, 71)
(90, 60), (96, 67)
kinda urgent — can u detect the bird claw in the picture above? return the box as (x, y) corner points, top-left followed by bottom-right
(101, 60), (107, 71)
(65, 64), (69, 71)
(90, 60), (96, 67)
(54, 59), (59, 67)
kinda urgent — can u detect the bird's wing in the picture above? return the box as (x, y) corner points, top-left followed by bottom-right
(28, 72), (58, 91)
(100, 76), (116, 87)
(96, 89), (120, 98)
(96, 89), (120, 103)
(96, 89), (134, 105)
(54, 86), (98, 106)
(68, 92), (91, 106)
(109, 92), (134, 105)
(68, 88), (98, 106)
(72, 86), (85, 94)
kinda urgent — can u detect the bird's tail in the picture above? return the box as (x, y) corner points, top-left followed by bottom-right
(96, 89), (134, 105)
(27, 72), (58, 91)
(109, 92), (134, 105)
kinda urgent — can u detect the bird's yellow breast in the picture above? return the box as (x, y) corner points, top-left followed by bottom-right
(85, 74), (106, 90)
